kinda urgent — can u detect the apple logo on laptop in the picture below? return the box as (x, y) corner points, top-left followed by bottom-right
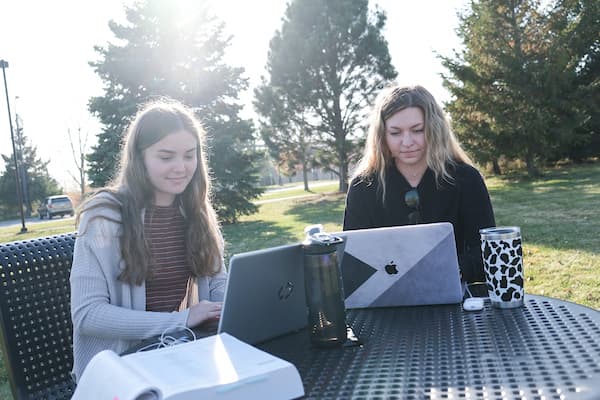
(384, 261), (398, 275)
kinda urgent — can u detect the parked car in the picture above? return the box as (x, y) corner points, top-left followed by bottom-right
(38, 195), (74, 219)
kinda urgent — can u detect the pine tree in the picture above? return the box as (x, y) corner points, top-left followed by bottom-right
(546, 0), (600, 161)
(440, 0), (593, 175)
(254, 82), (315, 191)
(0, 131), (61, 218)
(87, 0), (262, 223)
(255, 0), (397, 192)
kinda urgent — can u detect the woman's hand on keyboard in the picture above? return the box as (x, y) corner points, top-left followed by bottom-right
(186, 300), (222, 327)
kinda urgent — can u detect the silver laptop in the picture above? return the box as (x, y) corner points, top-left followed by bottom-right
(334, 222), (464, 308)
(217, 244), (307, 344)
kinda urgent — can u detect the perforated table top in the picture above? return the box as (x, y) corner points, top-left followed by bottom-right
(258, 295), (600, 400)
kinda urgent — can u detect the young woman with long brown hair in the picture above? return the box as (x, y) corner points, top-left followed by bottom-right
(70, 99), (226, 381)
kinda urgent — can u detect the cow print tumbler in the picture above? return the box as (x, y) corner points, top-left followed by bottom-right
(479, 227), (524, 308)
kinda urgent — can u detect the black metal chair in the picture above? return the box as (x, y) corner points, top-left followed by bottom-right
(0, 233), (76, 400)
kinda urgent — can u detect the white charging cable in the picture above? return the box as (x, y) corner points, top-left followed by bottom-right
(136, 326), (198, 352)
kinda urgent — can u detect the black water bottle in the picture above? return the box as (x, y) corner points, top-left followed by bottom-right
(302, 225), (347, 347)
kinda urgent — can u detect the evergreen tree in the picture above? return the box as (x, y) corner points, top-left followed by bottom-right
(0, 131), (61, 218)
(440, 0), (592, 176)
(255, 0), (396, 192)
(547, 0), (600, 161)
(87, 0), (262, 223)
(254, 83), (314, 191)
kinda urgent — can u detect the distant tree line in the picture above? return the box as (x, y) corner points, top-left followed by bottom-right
(0, 0), (597, 220)
(254, 0), (598, 192)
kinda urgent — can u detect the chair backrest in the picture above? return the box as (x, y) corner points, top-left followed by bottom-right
(0, 233), (76, 400)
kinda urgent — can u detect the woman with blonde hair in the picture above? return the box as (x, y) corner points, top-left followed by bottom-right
(70, 99), (226, 382)
(344, 84), (495, 283)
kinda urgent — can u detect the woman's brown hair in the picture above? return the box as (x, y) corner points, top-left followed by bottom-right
(78, 99), (223, 285)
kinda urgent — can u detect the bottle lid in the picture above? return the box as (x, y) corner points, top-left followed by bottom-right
(302, 224), (344, 253)
(304, 224), (324, 237)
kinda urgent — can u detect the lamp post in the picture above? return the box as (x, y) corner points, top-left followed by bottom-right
(14, 96), (30, 216)
(1, 59), (27, 233)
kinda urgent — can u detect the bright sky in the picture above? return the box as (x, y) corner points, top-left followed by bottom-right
(0, 0), (468, 191)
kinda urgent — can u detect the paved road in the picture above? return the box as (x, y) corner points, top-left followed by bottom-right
(255, 193), (319, 205)
(264, 180), (336, 193)
(257, 180), (339, 205)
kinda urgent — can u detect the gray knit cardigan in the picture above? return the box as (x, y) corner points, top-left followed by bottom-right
(69, 193), (227, 382)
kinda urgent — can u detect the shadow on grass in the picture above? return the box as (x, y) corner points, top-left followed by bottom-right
(222, 220), (297, 261)
(492, 163), (599, 189)
(489, 163), (600, 254)
(284, 195), (346, 226)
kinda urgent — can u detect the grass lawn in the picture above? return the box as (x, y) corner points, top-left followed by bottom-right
(224, 162), (600, 309)
(0, 218), (78, 243)
(0, 164), (598, 398)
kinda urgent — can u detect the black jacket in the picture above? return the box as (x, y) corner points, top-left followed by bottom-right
(343, 163), (495, 283)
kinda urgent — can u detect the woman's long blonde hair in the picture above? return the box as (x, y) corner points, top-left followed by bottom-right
(78, 99), (223, 285)
(353, 84), (471, 198)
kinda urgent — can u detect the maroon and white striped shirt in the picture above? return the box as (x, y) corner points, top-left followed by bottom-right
(144, 204), (191, 312)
